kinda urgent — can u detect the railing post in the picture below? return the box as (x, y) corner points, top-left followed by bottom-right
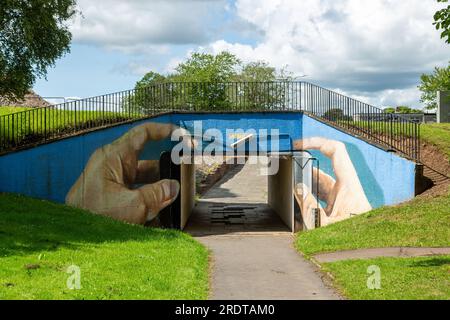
(44, 108), (47, 140)
(390, 114), (393, 148)
(417, 123), (421, 161)
(11, 114), (15, 146)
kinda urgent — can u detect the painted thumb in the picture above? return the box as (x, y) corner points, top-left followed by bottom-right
(138, 179), (180, 220)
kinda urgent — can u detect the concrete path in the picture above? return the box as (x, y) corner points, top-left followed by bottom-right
(313, 247), (450, 263)
(185, 161), (340, 300)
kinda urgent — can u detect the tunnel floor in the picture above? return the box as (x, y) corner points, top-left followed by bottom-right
(185, 161), (290, 236)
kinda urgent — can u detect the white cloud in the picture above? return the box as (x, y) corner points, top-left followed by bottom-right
(336, 86), (422, 109)
(71, 0), (226, 53)
(205, 0), (450, 108)
(68, 0), (450, 108)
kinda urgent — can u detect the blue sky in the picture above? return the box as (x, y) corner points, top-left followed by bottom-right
(34, 0), (450, 108)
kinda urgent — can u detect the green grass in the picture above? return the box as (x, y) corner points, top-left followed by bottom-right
(323, 256), (450, 300)
(345, 121), (450, 159)
(0, 193), (209, 300)
(296, 191), (450, 256)
(0, 106), (31, 115)
(0, 106), (138, 148)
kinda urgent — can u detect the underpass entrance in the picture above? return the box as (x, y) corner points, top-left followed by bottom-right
(158, 153), (320, 235)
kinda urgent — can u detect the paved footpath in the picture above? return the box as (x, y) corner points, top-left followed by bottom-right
(185, 161), (340, 300)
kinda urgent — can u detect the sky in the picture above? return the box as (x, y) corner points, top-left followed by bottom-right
(33, 0), (450, 109)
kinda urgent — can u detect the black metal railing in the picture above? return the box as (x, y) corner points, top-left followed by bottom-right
(0, 81), (420, 160)
(300, 82), (421, 160)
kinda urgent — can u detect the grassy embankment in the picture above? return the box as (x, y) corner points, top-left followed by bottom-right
(296, 185), (449, 300)
(0, 193), (209, 300)
(296, 123), (450, 300)
(0, 106), (137, 147)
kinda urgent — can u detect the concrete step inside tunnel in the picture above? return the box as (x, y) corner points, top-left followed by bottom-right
(185, 159), (290, 236)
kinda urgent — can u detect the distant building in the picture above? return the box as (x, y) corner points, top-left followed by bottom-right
(0, 90), (51, 108)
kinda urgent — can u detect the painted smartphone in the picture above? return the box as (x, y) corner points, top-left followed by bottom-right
(158, 151), (181, 229)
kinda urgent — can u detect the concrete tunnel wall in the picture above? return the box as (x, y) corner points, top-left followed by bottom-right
(268, 157), (294, 232)
(181, 163), (196, 230)
(0, 111), (418, 229)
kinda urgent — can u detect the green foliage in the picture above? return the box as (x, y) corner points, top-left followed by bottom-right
(135, 71), (167, 89)
(133, 52), (290, 112)
(0, 0), (77, 100)
(434, 0), (450, 44)
(170, 52), (241, 110)
(384, 106), (422, 114)
(173, 52), (240, 83)
(0, 107), (137, 148)
(418, 63), (450, 110)
(0, 193), (209, 299)
(383, 107), (396, 114)
(238, 61), (277, 82)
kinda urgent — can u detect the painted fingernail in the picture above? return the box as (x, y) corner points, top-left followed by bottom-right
(163, 180), (180, 199)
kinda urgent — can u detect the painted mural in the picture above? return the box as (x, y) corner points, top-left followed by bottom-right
(66, 123), (181, 225)
(292, 138), (372, 230)
(0, 112), (418, 229)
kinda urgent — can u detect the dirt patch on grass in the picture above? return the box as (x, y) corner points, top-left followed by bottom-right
(417, 180), (450, 198)
(420, 142), (450, 176)
(417, 141), (450, 198)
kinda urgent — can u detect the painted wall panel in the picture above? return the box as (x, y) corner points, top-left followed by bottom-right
(0, 112), (303, 204)
(301, 115), (416, 208)
(0, 111), (417, 228)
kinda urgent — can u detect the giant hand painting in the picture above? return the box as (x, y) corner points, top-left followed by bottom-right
(66, 123), (181, 224)
(293, 137), (373, 229)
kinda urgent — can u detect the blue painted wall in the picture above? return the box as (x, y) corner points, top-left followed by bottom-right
(302, 115), (416, 207)
(0, 112), (416, 208)
(0, 112), (302, 203)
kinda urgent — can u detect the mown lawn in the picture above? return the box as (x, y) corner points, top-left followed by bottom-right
(0, 193), (209, 300)
(296, 191), (450, 256)
(323, 256), (450, 300)
(0, 106), (30, 115)
(296, 191), (450, 300)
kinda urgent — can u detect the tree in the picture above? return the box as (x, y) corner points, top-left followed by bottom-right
(418, 64), (450, 110)
(170, 52), (241, 110)
(396, 106), (422, 114)
(173, 52), (240, 83)
(238, 61), (276, 82)
(434, 0), (450, 44)
(134, 52), (294, 112)
(135, 71), (166, 90)
(0, 0), (77, 100)
(126, 71), (169, 113)
(384, 107), (396, 114)
(385, 106), (422, 114)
